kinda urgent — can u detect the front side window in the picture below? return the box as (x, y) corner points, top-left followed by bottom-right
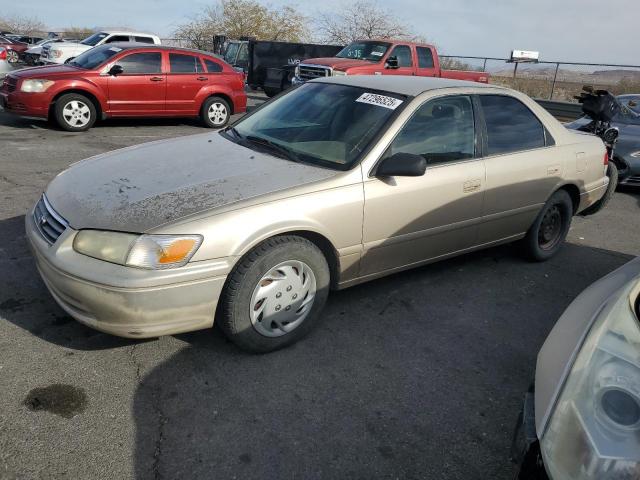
(335, 41), (391, 62)
(223, 42), (240, 64)
(383, 95), (476, 165)
(117, 52), (162, 74)
(170, 53), (204, 73)
(104, 35), (130, 44)
(416, 47), (434, 68)
(389, 45), (413, 68)
(479, 95), (546, 155)
(229, 83), (406, 170)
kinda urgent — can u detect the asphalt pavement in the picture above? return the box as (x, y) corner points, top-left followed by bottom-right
(1, 103), (639, 480)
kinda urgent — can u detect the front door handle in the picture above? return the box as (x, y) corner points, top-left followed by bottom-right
(197, 76), (208, 81)
(150, 76), (163, 82)
(463, 179), (482, 193)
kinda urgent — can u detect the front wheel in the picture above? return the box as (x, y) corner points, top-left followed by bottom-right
(53, 93), (96, 132)
(521, 189), (573, 262)
(6, 50), (19, 63)
(218, 236), (330, 353)
(201, 96), (231, 128)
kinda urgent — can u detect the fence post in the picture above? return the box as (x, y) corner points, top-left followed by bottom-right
(549, 63), (560, 100)
(513, 62), (518, 79)
(482, 58), (487, 72)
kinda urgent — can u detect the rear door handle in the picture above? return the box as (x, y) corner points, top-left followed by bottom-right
(197, 76), (208, 81)
(150, 77), (163, 82)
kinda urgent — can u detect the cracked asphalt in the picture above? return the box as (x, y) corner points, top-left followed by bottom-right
(1, 99), (639, 480)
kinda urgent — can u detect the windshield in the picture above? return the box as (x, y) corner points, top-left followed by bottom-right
(228, 82), (406, 170)
(223, 42), (240, 64)
(81, 32), (107, 46)
(618, 95), (640, 115)
(68, 44), (123, 69)
(336, 41), (391, 62)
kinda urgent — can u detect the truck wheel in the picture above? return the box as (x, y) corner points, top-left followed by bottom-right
(6, 50), (19, 63)
(53, 93), (97, 132)
(201, 96), (231, 128)
(521, 189), (573, 262)
(218, 235), (330, 353)
(580, 162), (618, 216)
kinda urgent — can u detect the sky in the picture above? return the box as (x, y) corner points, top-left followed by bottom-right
(9, 0), (640, 65)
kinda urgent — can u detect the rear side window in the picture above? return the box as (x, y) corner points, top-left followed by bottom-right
(479, 95), (546, 155)
(105, 35), (130, 44)
(170, 53), (204, 73)
(389, 45), (413, 67)
(134, 36), (155, 44)
(416, 47), (434, 68)
(204, 58), (223, 73)
(117, 52), (162, 74)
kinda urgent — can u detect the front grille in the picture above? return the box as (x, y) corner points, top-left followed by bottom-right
(33, 195), (68, 245)
(298, 64), (331, 81)
(3, 76), (17, 93)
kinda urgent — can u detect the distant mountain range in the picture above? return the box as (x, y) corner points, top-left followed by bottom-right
(490, 65), (640, 84)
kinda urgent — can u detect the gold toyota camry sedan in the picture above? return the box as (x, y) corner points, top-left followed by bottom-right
(26, 76), (610, 352)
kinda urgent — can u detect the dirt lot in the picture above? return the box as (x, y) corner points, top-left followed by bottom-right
(1, 102), (639, 480)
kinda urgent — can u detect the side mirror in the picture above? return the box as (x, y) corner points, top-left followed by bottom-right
(375, 152), (426, 177)
(385, 56), (399, 69)
(108, 64), (124, 76)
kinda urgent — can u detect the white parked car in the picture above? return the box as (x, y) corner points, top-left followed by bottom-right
(40, 31), (160, 65)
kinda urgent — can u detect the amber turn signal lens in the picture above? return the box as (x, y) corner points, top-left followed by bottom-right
(158, 239), (198, 264)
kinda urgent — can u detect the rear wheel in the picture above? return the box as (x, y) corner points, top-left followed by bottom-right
(201, 96), (231, 128)
(218, 235), (330, 353)
(53, 93), (96, 132)
(522, 189), (573, 262)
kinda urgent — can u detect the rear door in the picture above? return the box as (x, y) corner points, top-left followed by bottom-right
(476, 94), (558, 243)
(415, 46), (438, 78)
(107, 50), (165, 115)
(165, 53), (207, 114)
(382, 44), (416, 76)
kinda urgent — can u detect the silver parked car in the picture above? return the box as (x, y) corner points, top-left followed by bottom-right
(513, 256), (640, 479)
(26, 76), (609, 352)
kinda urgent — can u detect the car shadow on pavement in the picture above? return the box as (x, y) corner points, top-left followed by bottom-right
(0, 215), (137, 351)
(131, 241), (633, 480)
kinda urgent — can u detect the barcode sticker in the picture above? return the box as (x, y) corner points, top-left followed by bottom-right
(356, 93), (403, 110)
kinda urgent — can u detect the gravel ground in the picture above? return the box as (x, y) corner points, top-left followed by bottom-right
(0, 101), (639, 480)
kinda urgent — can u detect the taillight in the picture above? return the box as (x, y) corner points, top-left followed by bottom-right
(603, 151), (609, 166)
(0, 48), (6, 61)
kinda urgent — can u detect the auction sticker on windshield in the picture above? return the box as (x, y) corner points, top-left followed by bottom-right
(356, 93), (403, 110)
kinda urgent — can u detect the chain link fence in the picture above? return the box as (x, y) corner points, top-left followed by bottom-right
(440, 55), (640, 102)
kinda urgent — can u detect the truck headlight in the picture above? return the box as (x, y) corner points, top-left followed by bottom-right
(540, 284), (640, 479)
(51, 49), (63, 58)
(20, 79), (55, 93)
(73, 230), (203, 269)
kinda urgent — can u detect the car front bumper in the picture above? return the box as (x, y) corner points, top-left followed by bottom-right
(25, 208), (232, 338)
(0, 88), (51, 118)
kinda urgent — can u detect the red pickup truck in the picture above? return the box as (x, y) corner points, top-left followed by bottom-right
(293, 40), (489, 85)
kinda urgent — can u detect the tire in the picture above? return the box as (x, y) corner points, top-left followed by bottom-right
(53, 93), (97, 132)
(218, 235), (330, 353)
(521, 189), (573, 262)
(6, 50), (19, 63)
(580, 162), (618, 216)
(263, 87), (280, 98)
(201, 96), (231, 128)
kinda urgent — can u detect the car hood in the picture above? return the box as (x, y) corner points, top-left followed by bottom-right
(301, 57), (377, 71)
(45, 132), (338, 232)
(8, 64), (81, 78)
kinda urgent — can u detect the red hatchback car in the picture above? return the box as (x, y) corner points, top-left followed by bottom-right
(0, 43), (247, 131)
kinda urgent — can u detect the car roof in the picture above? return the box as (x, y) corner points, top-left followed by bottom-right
(98, 31), (159, 38)
(312, 75), (498, 97)
(103, 42), (218, 57)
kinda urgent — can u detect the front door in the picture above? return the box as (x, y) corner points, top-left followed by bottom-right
(107, 51), (165, 115)
(165, 53), (207, 114)
(361, 95), (485, 276)
(382, 45), (416, 76)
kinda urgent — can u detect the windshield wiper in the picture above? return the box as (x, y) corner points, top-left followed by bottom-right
(244, 135), (301, 163)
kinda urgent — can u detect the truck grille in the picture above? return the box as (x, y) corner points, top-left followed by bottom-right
(298, 64), (331, 81)
(33, 195), (68, 245)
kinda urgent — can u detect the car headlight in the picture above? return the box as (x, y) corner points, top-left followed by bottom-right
(20, 79), (55, 93)
(51, 49), (63, 58)
(630, 151), (640, 158)
(540, 283), (640, 479)
(333, 70), (347, 76)
(73, 230), (203, 269)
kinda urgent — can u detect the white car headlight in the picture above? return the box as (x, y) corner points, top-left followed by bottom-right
(73, 230), (203, 269)
(20, 79), (55, 93)
(540, 283), (640, 479)
(630, 151), (640, 158)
